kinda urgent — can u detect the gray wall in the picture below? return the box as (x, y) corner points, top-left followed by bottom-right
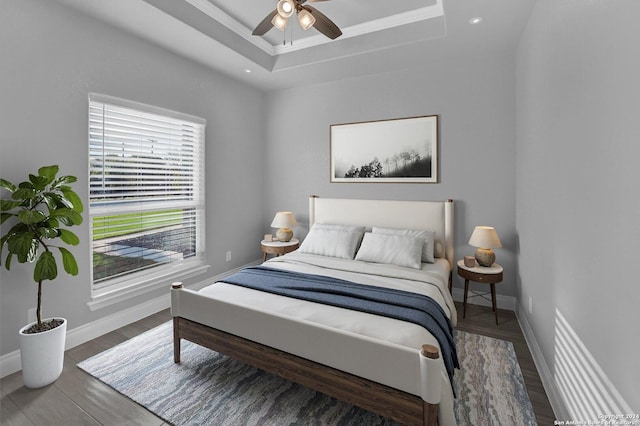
(263, 53), (517, 297)
(0, 0), (266, 356)
(516, 0), (640, 413)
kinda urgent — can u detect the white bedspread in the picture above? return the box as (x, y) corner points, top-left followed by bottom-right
(177, 252), (457, 425)
(264, 252), (456, 326)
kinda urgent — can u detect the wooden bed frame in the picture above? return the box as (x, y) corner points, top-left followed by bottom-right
(172, 197), (455, 425)
(172, 304), (439, 426)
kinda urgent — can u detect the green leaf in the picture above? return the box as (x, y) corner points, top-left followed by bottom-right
(4, 252), (13, 269)
(38, 227), (59, 239)
(15, 239), (38, 264)
(51, 208), (83, 226)
(18, 209), (47, 224)
(59, 247), (78, 275)
(0, 178), (16, 193)
(34, 251), (57, 282)
(17, 181), (34, 189)
(45, 218), (60, 228)
(38, 165), (59, 182)
(1, 200), (21, 212)
(28, 240), (39, 262)
(11, 187), (36, 201)
(58, 175), (77, 185)
(43, 193), (62, 209)
(52, 175), (77, 189)
(7, 232), (36, 258)
(29, 174), (49, 190)
(6, 221), (29, 235)
(59, 229), (79, 245)
(61, 188), (83, 213)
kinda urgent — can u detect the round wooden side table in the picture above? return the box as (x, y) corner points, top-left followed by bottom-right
(457, 259), (504, 325)
(260, 238), (299, 262)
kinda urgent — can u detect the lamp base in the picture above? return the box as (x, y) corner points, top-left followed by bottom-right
(276, 227), (293, 242)
(474, 248), (495, 267)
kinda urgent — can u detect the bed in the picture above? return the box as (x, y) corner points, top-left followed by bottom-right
(171, 196), (457, 425)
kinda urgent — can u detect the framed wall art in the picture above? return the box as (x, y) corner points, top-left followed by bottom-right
(330, 115), (438, 183)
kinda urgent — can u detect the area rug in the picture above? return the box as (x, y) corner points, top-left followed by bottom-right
(78, 322), (537, 425)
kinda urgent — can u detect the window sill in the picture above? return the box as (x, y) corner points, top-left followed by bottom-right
(88, 263), (210, 311)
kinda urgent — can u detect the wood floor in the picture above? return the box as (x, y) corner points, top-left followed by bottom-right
(1, 303), (556, 425)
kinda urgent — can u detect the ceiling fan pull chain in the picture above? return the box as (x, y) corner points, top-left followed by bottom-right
(289, 21), (293, 46)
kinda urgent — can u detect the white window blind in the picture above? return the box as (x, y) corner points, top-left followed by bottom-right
(89, 94), (205, 289)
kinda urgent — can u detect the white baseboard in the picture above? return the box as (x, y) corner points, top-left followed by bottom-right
(452, 287), (516, 311)
(0, 350), (21, 379)
(0, 260), (260, 379)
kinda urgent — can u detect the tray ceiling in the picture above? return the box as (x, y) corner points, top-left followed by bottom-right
(54, 0), (536, 90)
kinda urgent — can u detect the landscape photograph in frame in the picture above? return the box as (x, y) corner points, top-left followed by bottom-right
(330, 115), (438, 183)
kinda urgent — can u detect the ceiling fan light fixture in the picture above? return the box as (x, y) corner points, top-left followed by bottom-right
(298, 9), (316, 31)
(277, 0), (295, 18)
(271, 13), (288, 31)
(252, 1), (340, 40)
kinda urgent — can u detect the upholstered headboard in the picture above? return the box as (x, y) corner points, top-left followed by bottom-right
(308, 196), (454, 268)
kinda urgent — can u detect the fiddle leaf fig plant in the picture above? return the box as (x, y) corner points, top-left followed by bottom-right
(0, 165), (83, 333)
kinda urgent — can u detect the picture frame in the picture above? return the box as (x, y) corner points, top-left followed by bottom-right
(330, 115), (438, 183)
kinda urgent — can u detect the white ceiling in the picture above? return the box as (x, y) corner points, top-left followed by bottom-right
(55, 0), (536, 91)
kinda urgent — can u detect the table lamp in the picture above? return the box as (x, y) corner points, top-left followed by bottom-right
(271, 212), (297, 242)
(468, 226), (502, 267)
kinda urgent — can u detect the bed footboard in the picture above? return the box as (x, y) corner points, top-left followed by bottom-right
(173, 314), (439, 426)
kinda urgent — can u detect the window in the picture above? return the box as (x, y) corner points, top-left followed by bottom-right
(89, 94), (206, 299)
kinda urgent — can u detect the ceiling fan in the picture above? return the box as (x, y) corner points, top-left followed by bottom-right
(252, 0), (343, 40)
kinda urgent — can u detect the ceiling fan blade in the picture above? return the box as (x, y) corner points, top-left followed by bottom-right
(252, 9), (278, 36)
(303, 5), (342, 40)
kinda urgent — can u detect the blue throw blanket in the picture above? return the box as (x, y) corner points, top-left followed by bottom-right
(222, 266), (458, 394)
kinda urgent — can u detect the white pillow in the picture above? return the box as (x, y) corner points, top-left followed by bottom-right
(313, 223), (365, 234)
(434, 240), (444, 259)
(372, 227), (436, 263)
(298, 226), (363, 259)
(355, 233), (423, 269)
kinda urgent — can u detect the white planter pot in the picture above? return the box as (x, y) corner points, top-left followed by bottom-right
(18, 318), (67, 388)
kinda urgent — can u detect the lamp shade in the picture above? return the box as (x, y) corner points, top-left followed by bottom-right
(277, 0), (295, 18)
(298, 9), (316, 30)
(271, 13), (288, 31)
(271, 212), (297, 229)
(468, 226), (502, 248)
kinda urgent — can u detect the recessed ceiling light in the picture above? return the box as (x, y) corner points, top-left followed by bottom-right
(243, 68), (252, 73)
(469, 17), (483, 25)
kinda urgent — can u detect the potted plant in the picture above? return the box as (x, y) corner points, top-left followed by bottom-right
(0, 165), (83, 388)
